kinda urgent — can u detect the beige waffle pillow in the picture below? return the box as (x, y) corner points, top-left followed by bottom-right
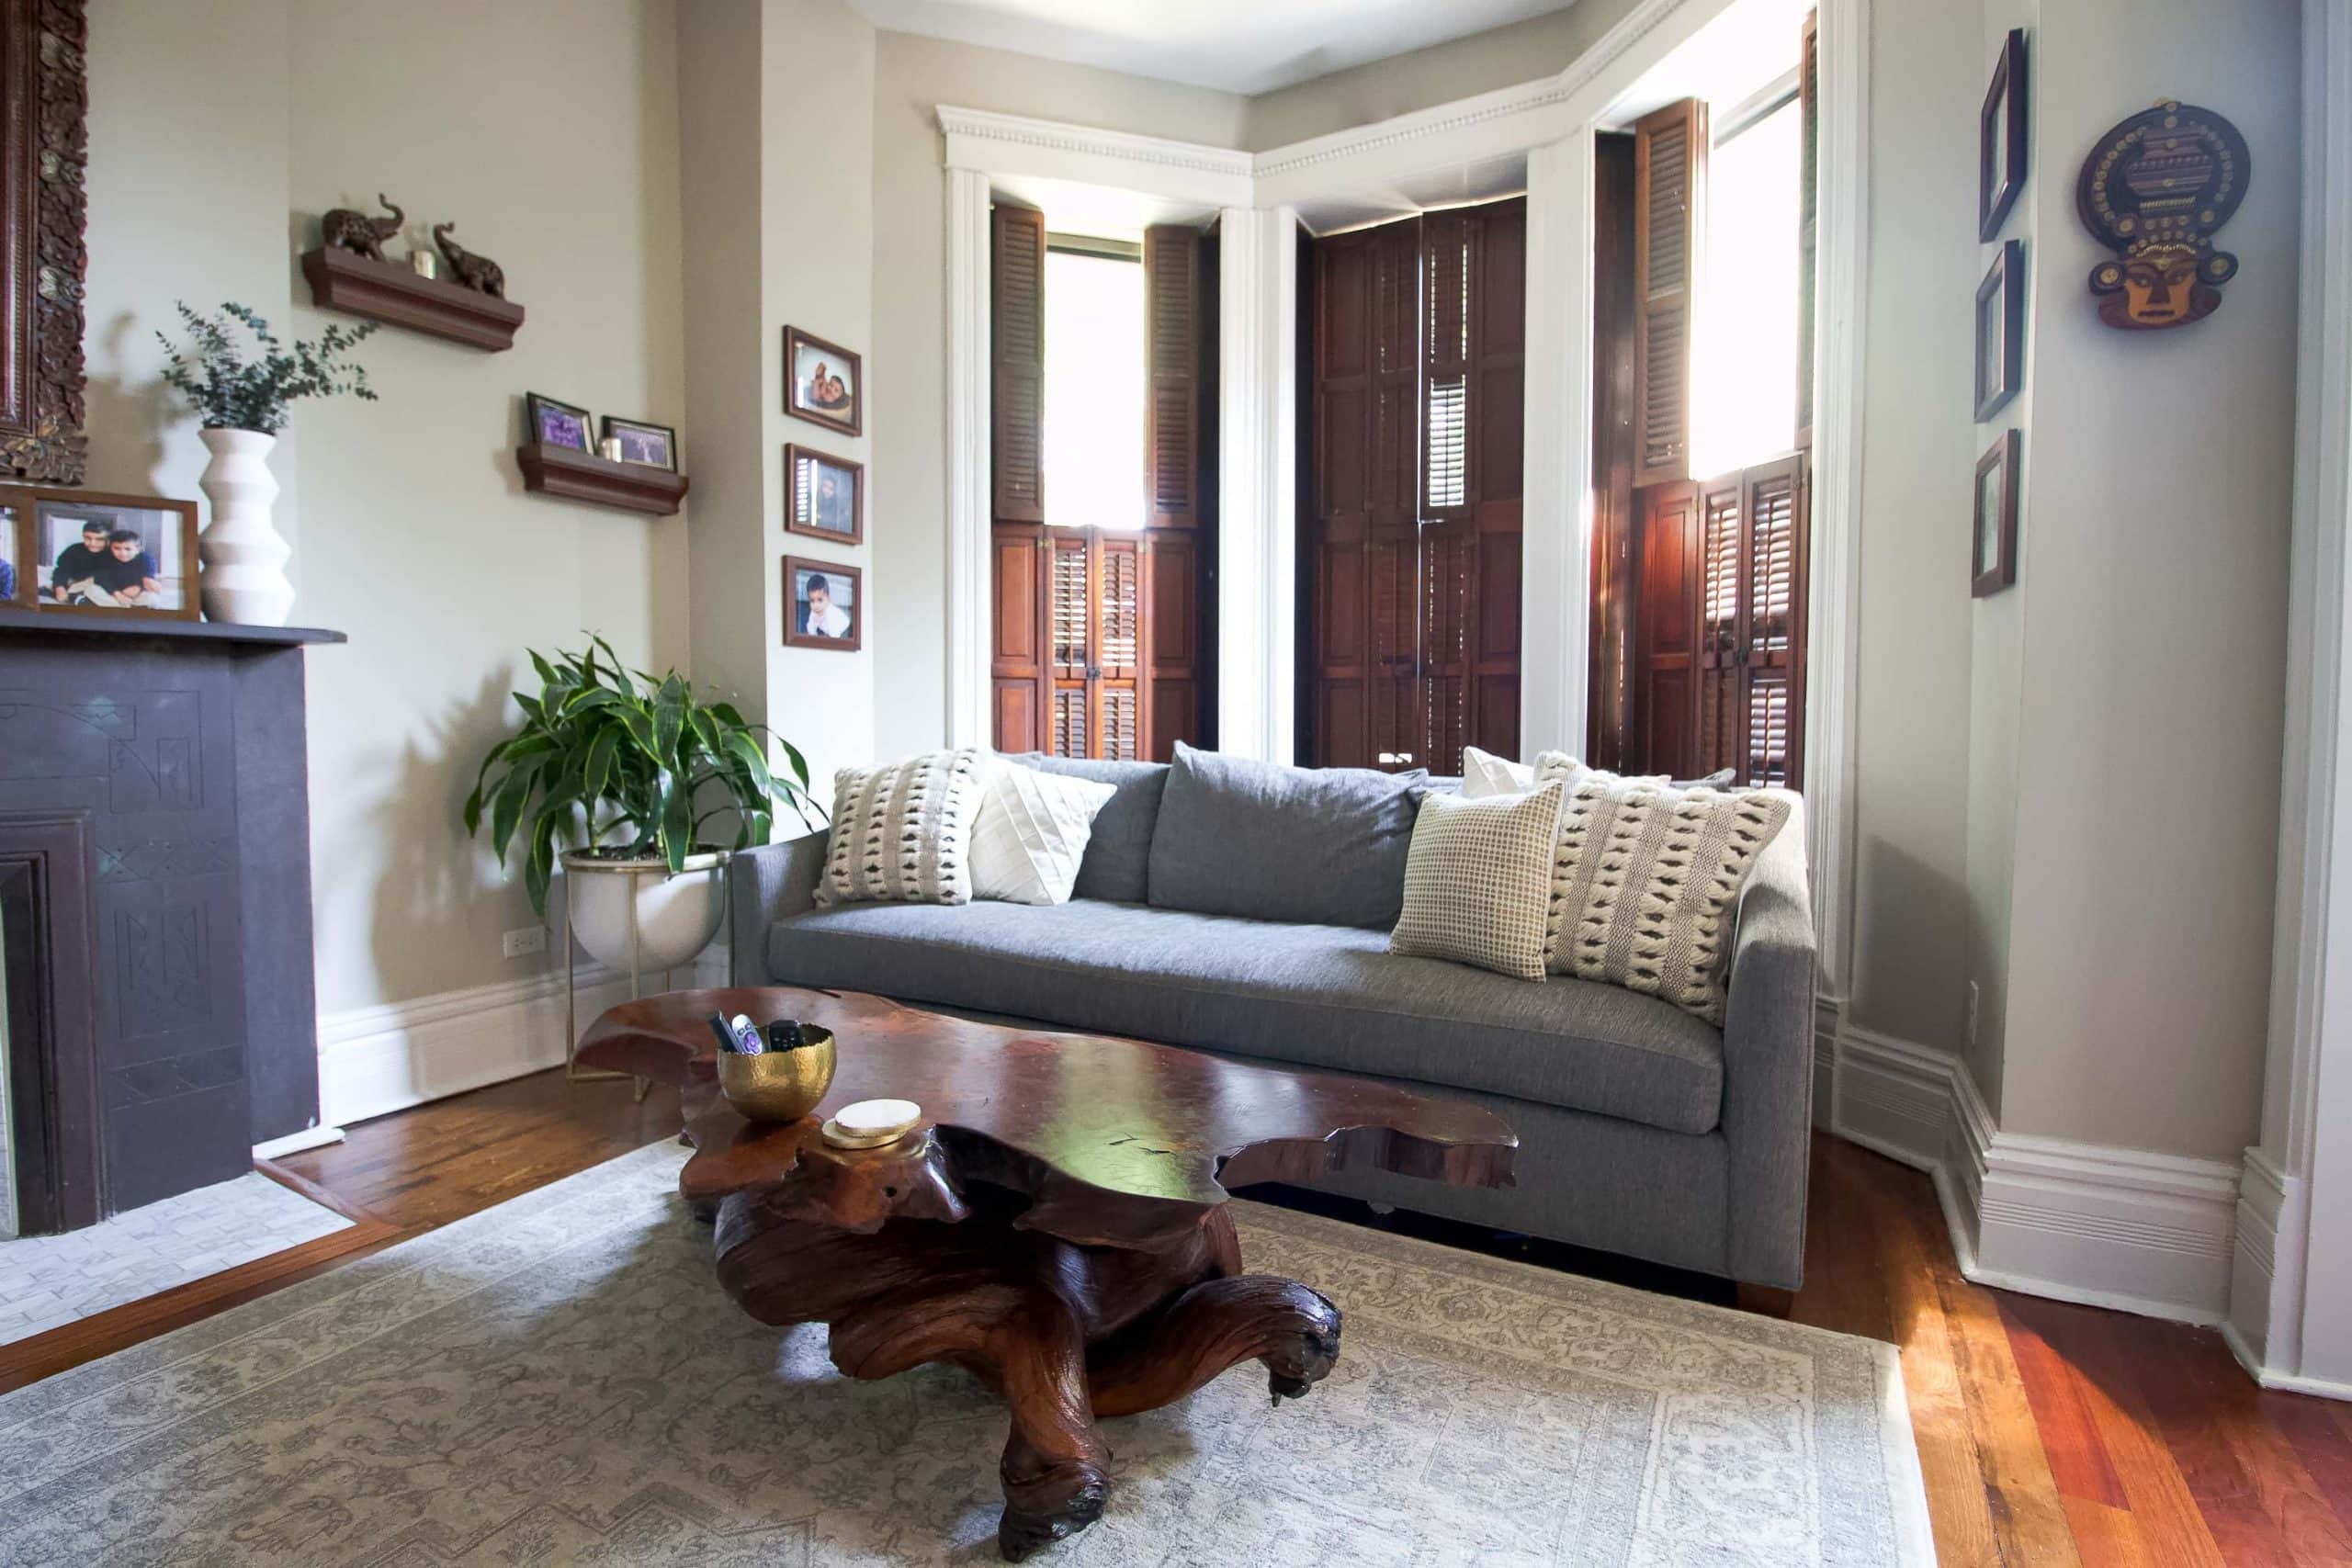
(1544, 774), (1792, 1023)
(1387, 781), (1567, 982)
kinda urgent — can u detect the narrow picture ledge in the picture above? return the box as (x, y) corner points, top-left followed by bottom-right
(301, 246), (526, 352)
(517, 443), (690, 516)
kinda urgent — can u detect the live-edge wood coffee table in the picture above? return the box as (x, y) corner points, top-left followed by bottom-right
(578, 986), (1517, 1560)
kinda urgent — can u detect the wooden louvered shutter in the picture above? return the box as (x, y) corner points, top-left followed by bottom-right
(1047, 534), (1089, 757)
(1795, 10), (1819, 451)
(1143, 226), (1200, 529)
(1097, 535), (1144, 761)
(1740, 455), (1806, 786)
(991, 204), (1046, 523)
(989, 202), (1050, 752)
(1695, 475), (1744, 775)
(1633, 480), (1702, 776)
(1633, 98), (1706, 487)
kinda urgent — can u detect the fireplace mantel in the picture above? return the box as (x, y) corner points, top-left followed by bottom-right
(0, 615), (342, 1230)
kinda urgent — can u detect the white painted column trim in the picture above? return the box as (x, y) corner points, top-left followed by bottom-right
(1216, 206), (1298, 762)
(1521, 131), (1596, 757)
(944, 166), (993, 750)
(1803, 0), (1871, 1003)
(2232, 0), (2352, 1401)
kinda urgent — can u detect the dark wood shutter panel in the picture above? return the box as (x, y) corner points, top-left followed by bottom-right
(990, 204), (1046, 524)
(1796, 11), (1819, 451)
(1632, 98), (1706, 486)
(1143, 225), (1200, 529)
(1695, 475), (1744, 774)
(1740, 455), (1807, 786)
(990, 525), (1048, 752)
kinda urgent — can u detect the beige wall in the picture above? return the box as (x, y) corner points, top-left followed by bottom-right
(866, 31), (1247, 762)
(1239, 0), (1643, 151)
(1992, 0), (2297, 1159)
(86, 0), (693, 1018)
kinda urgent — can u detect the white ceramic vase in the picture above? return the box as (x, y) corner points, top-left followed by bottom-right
(560, 850), (729, 976)
(196, 426), (293, 626)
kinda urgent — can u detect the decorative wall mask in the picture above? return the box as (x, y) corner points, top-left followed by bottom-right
(2076, 99), (2250, 331)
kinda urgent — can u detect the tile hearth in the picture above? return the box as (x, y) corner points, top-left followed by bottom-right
(0, 1171), (352, 1346)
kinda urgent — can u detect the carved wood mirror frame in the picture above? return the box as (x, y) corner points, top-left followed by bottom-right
(0, 0), (85, 484)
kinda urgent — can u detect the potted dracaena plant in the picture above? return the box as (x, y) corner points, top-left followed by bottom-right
(462, 637), (821, 976)
(156, 301), (378, 626)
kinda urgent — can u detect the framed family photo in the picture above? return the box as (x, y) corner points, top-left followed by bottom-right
(783, 554), (861, 651)
(23, 489), (200, 621)
(786, 444), (864, 545)
(1972, 429), (2019, 598)
(601, 415), (678, 470)
(1974, 238), (2025, 422)
(526, 391), (595, 453)
(0, 497), (28, 608)
(785, 325), (862, 436)
(1978, 28), (2028, 242)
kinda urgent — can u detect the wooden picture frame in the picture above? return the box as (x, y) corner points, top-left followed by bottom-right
(0, 491), (29, 606)
(1974, 239), (2025, 422)
(1978, 28), (2028, 242)
(17, 487), (201, 622)
(783, 554), (862, 650)
(785, 444), (865, 546)
(0, 0), (88, 484)
(600, 415), (678, 470)
(525, 392), (595, 452)
(784, 326), (863, 436)
(1972, 429), (2019, 598)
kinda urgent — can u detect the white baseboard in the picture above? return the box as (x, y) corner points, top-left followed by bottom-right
(254, 1125), (346, 1160)
(1831, 1023), (2240, 1325)
(317, 946), (729, 1128)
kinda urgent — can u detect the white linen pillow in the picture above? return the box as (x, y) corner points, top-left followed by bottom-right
(1460, 745), (1537, 798)
(817, 749), (986, 906)
(970, 760), (1119, 906)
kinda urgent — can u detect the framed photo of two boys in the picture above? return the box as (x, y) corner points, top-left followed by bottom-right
(0, 488), (199, 621)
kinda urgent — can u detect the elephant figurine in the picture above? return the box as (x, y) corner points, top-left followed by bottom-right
(320, 195), (403, 263)
(433, 223), (506, 299)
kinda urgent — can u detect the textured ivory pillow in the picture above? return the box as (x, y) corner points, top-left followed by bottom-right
(970, 760), (1119, 906)
(1544, 775), (1793, 1024)
(817, 749), (986, 906)
(1460, 745), (1537, 799)
(1387, 782), (1567, 982)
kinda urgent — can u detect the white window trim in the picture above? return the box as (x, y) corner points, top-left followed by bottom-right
(938, 0), (1870, 1004)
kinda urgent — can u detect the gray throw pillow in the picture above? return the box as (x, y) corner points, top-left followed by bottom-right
(1146, 742), (1428, 930)
(1005, 753), (1168, 904)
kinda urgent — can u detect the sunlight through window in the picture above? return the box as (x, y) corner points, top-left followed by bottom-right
(1691, 99), (1802, 479)
(1044, 245), (1147, 531)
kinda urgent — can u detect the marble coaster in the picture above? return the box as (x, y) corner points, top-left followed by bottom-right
(820, 1098), (922, 1149)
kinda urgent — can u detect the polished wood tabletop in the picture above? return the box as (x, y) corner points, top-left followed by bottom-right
(577, 985), (1518, 1248)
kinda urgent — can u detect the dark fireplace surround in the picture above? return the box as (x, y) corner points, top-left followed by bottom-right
(0, 614), (340, 1233)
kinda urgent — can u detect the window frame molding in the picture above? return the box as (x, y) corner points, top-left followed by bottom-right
(938, 0), (1870, 1002)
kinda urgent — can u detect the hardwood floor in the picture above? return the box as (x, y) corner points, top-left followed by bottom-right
(8, 1068), (2350, 1565)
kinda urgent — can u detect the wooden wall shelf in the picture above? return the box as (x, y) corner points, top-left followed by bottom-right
(517, 443), (689, 515)
(300, 246), (526, 351)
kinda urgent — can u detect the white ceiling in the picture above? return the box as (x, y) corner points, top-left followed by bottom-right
(852, 0), (1580, 96)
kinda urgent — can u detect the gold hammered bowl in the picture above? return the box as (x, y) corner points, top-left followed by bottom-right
(716, 1027), (837, 1122)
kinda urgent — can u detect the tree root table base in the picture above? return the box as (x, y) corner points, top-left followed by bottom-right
(579, 987), (1515, 1560)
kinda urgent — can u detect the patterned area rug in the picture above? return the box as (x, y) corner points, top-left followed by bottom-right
(0, 1141), (1932, 1565)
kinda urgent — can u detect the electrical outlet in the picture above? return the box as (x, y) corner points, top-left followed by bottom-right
(503, 925), (548, 959)
(1965, 980), (1981, 1046)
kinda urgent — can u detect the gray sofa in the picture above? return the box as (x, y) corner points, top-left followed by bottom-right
(729, 749), (1816, 1290)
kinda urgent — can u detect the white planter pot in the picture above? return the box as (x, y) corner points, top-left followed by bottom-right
(196, 427), (294, 626)
(561, 850), (728, 975)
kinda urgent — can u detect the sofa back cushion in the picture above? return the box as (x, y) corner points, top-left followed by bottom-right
(1146, 742), (1427, 929)
(1004, 753), (1167, 903)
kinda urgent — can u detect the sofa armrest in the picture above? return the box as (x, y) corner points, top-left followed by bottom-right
(1719, 793), (1817, 1289)
(727, 831), (829, 985)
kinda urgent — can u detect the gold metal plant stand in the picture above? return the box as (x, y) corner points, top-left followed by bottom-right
(561, 852), (730, 1096)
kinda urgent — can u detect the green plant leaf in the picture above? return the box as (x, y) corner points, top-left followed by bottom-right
(581, 727), (619, 808)
(773, 734), (812, 790)
(652, 674), (687, 765)
(487, 758), (541, 864)
(662, 780), (694, 873)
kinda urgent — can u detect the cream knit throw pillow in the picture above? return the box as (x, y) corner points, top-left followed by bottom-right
(1387, 782), (1566, 982)
(1544, 774), (1792, 1023)
(817, 749), (986, 906)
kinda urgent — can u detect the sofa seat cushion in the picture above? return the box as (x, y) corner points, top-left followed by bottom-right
(765, 898), (1723, 1134)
